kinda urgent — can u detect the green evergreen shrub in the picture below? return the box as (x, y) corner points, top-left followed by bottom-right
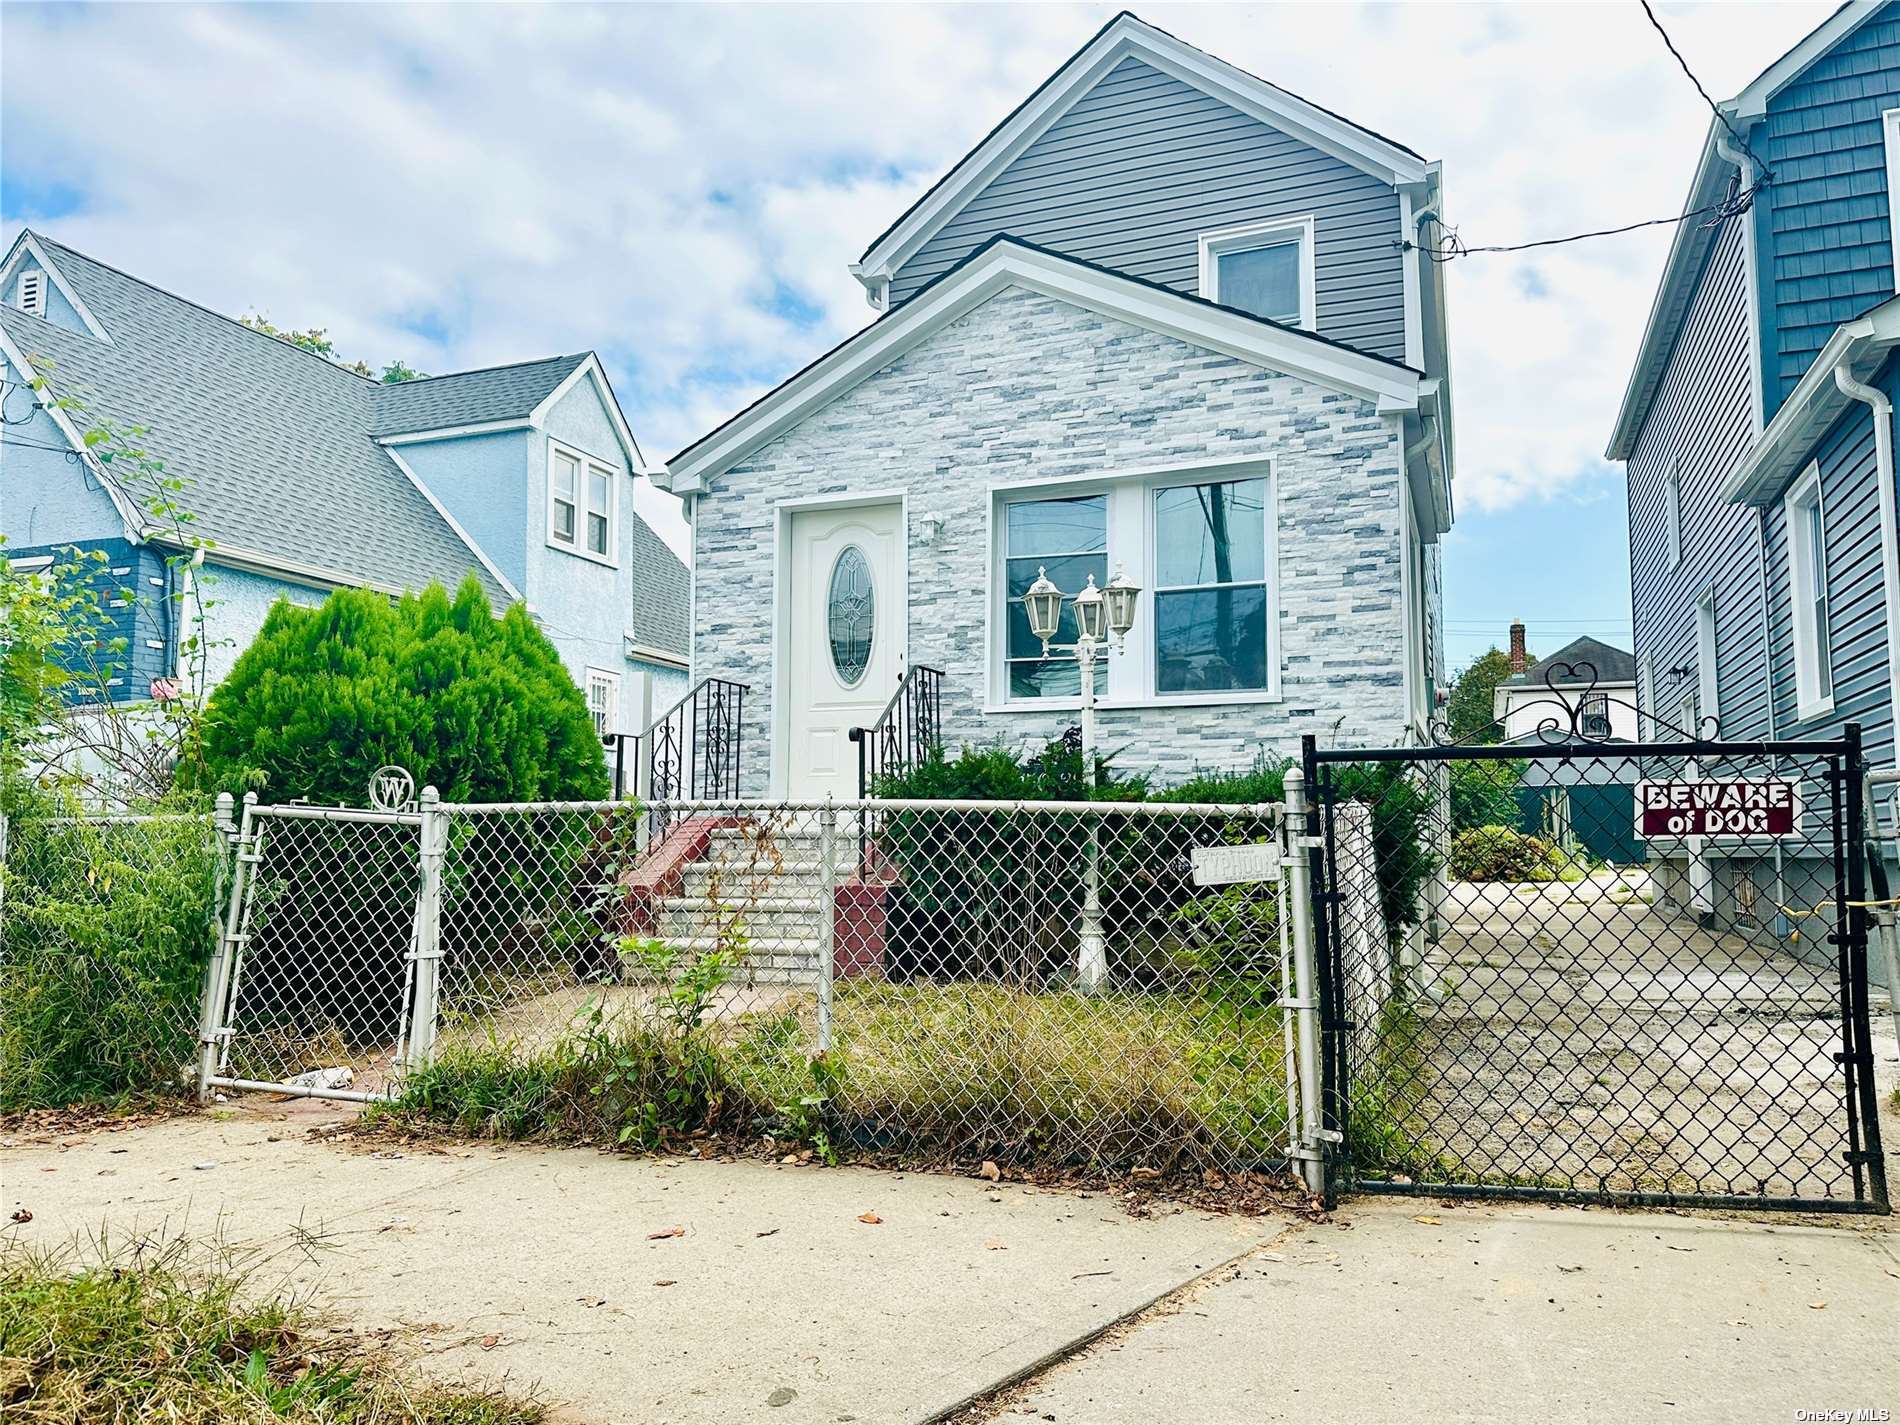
(191, 575), (607, 805)
(1449, 825), (1567, 882)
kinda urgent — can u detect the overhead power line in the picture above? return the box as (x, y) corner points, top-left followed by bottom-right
(1404, 0), (1771, 263)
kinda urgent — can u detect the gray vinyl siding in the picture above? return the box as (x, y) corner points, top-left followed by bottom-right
(1758, 362), (1896, 768)
(889, 57), (1407, 362)
(1753, 3), (1900, 416)
(1627, 220), (1770, 741)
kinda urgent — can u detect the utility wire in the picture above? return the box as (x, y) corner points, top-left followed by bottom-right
(1405, 0), (1770, 263)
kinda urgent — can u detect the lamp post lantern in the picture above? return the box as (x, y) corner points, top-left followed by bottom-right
(1027, 563), (1141, 773)
(1027, 562), (1141, 992)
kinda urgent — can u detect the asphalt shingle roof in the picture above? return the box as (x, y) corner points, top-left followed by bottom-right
(1499, 636), (1636, 689)
(627, 514), (690, 660)
(370, 355), (589, 436)
(0, 232), (604, 604)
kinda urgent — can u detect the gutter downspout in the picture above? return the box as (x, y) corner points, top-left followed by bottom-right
(1830, 365), (1900, 751)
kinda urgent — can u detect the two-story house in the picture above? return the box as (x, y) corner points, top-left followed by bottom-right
(1609, 0), (1900, 939)
(656, 12), (1455, 798)
(0, 230), (690, 748)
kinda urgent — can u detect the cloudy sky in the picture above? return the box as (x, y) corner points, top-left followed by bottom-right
(0, 1), (1837, 668)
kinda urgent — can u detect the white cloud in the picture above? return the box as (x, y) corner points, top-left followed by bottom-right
(0, 0), (1840, 553)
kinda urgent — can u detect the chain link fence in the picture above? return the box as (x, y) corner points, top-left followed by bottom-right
(1312, 741), (1888, 1210)
(1, 807), (224, 1109)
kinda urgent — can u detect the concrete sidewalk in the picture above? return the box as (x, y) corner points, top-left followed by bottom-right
(0, 1109), (1274, 1424)
(973, 1197), (1900, 1425)
(5, 1107), (1897, 1424)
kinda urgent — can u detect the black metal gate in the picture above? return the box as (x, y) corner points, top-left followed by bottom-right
(1303, 696), (1888, 1214)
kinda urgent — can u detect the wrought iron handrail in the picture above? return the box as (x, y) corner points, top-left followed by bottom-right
(850, 664), (944, 798)
(607, 676), (749, 814)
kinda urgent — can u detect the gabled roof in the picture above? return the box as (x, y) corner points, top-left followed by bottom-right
(1606, 1), (1885, 460)
(370, 354), (588, 435)
(1498, 635), (1637, 689)
(661, 234), (1424, 493)
(0, 230), (648, 600)
(851, 10), (1433, 298)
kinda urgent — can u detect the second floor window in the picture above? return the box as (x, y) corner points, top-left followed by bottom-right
(549, 441), (617, 564)
(1786, 463), (1833, 718)
(1198, 217), (1315, 329)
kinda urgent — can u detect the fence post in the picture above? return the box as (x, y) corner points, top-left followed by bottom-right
(408, 786), (446, 1075)
(1281, 766), (1328, 1196)
(817, 797), (837, 1054)
(197, 791), (255, 1102)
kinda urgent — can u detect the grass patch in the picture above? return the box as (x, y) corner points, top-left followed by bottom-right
(378, 978), (1290, 1174)
(0, 1239), (542, 1424)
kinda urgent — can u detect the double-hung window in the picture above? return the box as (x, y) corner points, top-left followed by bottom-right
(995, 463), (1276, 706)
(585, 668), (620, 739)
(1004, 494), (1107, 698)
(1786, 463), (1833, 718)
(1198, 217), (1315, 328)
(549, 441), (617, 564)
(1153, 477), (1270, 694)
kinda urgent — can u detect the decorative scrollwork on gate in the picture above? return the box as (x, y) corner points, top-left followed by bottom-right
(1430, 658), (1721, 749)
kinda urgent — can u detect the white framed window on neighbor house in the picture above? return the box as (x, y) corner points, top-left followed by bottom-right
(1664, 459), (1683, 569)
(1694, 586), (1719, 728)
(548, 439), (617, 565)
(991, 459), (1277, 709)
(1639, 652), (1657, 731)
(1786, 461), (1834, 719)
(1197, 216), (1316, 328)
(584, 667), (621, 739)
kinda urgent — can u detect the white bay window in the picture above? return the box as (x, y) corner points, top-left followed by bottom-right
(993, 461), (1277, 708)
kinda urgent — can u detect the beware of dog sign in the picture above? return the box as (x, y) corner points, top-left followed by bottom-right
(1635, 778), (1801, 840)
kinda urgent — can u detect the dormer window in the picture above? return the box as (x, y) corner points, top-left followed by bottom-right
(16, 269), (46, 318)
(547, 438), (617, 566)
(1198, 216), (1316, 329)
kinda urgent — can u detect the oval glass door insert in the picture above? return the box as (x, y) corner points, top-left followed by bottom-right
(827, 545), (875, 686)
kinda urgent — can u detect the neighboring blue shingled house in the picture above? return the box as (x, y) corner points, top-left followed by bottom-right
(1607, 0), (1900, 938)
(658, 12), (1455, 799)
(0, 229), (690, 738)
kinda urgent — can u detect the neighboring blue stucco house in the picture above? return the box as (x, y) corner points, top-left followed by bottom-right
(658, 12), (1455, 798)
(0, 229), (690, 743)
(1608, 0), (1900, 937)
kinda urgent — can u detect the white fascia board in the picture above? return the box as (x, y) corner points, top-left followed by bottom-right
(0, 233), (112, 343)
(377, 418), (533, 446)
(1719, 298), (1900, 505)
(623, 634), (691, 670)
(855, 15), (1429, 288)
(1725, 0), (1883, 121)
(189, 542), (405, 598)
(671, 242), (1422, 490)
(0, 321), (143, 541)
(1605, 124), (1732, 460)
(378, 444), (524, 601)
(529, 355), (648, 472)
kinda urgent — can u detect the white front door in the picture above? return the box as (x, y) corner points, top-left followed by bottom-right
(784, 501), (903, 801)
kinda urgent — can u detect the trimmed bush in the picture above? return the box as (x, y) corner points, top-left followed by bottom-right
(1450, 825), (1568, 882)
(191, 575), (606, 806)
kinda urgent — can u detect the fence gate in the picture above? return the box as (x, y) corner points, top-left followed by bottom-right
(200, 799), (426, 1102)
(1304, 709), (1888, 1214)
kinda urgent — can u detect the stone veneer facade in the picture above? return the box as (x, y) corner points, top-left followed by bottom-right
(692, 285), (1415, 794)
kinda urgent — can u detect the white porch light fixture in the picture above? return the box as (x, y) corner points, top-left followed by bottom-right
(1025, 561), (1143, 995)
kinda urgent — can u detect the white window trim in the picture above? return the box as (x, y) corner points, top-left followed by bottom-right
(1785, 460), (1835, 722)
(1694, 585), (1719, 728)
(1197, 215), (1317, 330)
(546, 437), (619, 567)
(983, 456), (1280, 712)
(1664, 458), (1683, 570)
(585, 666), (622, 739)
(1884, 109), (1900, 289)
